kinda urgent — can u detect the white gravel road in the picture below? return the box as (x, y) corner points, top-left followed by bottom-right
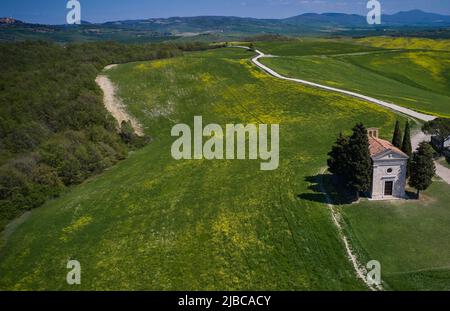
(234, 46), (450, 184)
(232, 46), (450, 290)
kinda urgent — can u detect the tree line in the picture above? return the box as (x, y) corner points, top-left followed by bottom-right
(0, 40), (223, 230)
(328, 122), (435, 200)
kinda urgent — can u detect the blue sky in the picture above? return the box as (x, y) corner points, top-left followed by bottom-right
(1, 0), (449, 24)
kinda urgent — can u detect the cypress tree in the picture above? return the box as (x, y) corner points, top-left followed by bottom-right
(392, 120), (403, 148)
(347, 123), (372, 198)
(401, 121), (413, 177)
(409, 142), (436, 198)
(327, 133), (350, 180)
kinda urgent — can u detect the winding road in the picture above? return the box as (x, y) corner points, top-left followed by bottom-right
(232, 45), (450, 291)
(248, 47), (435, 122)
(234, 46), (450, 184)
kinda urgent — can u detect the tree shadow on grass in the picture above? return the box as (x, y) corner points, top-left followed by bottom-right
(297, 174), (357, 206)
(405, 190), (419, 200)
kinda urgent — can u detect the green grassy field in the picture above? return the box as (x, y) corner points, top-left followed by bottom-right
(256, 38), (450, 290)
(340, 180), (450, 291)
(356, 37), (450, 52)
(258, 39), (450, 117)
(254, 39), (381, 56)
(0, 47), (408, 290)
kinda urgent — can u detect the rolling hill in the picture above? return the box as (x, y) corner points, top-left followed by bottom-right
(1, 34), (449, 290)
(258, 38), (450, 117)
(101, 10), (450, 32)
(255, 38), (450, 290)
(2, 10), (450, 43)
(0, 44), (407, 290)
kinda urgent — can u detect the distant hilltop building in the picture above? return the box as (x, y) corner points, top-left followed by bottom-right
(368, 128), (409, 200)
(0, 18), (22, 25)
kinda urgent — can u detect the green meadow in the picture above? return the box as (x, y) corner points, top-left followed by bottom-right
(340, 180), (450, 291)
(1, 38), (450, 291)
(0, 47), (408, 290)
(258, 39), (450, 117)
(356, 37), (450, 52)
(256, 37), (450, 290)
(253, 38), (380, 56)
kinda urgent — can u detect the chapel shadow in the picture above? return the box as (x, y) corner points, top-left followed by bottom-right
(297, 174), (357, 206)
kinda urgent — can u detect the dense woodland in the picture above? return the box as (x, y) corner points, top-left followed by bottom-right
(0, 40), (218, 229)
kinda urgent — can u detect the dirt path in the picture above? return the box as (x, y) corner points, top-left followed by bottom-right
(435, 162), (450, 184)
(0, 211), (31, 252)
(318, 170), (383, 291)
(96, 66), (144, 136)
(411, 130), (432, 151)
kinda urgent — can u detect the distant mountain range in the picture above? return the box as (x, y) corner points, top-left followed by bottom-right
(3, 10), (450, 29)
(98, 10), (450, 33)
(1, 10), (450, 43)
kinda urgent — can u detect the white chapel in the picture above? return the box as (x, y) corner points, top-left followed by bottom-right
(368, 128), (409, 200)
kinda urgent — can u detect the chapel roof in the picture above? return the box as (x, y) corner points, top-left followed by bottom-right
(369, 136), (408, 159)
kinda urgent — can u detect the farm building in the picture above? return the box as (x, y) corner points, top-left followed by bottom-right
(368, 128), (409, 200)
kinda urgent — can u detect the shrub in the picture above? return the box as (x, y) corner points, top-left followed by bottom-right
(119, 121), (135, 144)
(0, 165), (30, 201)
(0, 40), (217, 230)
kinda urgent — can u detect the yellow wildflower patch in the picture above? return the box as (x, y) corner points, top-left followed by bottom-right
(61, 215), (93, 241)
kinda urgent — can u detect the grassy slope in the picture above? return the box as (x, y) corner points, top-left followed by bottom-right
(256, 38), (450, 290)
(258, 40), (450, 117)
(356, 37), (450, 52)
(255, 39), (381, 56)
(340, 181), (450, 291)
(0, 47), (404, 290)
